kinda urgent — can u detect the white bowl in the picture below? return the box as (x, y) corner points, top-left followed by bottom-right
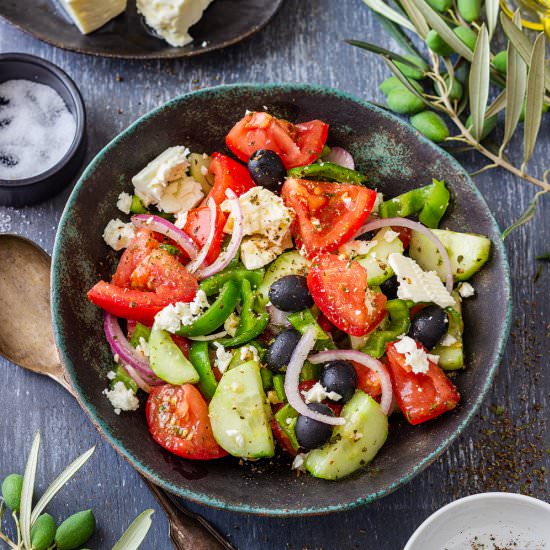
(405, 492), (550, 550)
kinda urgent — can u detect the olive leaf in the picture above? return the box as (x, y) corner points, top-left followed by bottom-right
(469, 25), (491, 142)
(383, 58), (434, 108)
(502, 189), (548, 239)
(536, 252), (550, 261)
(372, 12), (425, 59)
(112, 509), (155, 550)
(399, 0), (430, 39)
(485, 0), (500, 38)
(30, 446), (95, 525)
(500, 13), (550, 93)
(522, 33), (546, 169)
(485, 90), (507, 118)
(19, 433), (40, 549)
(361, 0), (418, 33)
(346, 40), (425, 70)
(408, 0), (474, 61)
(500, 12), (526, 155)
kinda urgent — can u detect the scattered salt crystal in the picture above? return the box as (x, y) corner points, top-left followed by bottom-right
(0, 80), (76, 180)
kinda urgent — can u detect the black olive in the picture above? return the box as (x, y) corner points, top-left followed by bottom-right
(319, 360), (357, 403)
(264, 329), (302, 373)
(408, 305), (448, 349)
(268, 275), (314, 312)
(356, 230), (376, 241)
(380, 275), (399, 300)
(247, 149), (286, 192)
(295, 403), (334, 450)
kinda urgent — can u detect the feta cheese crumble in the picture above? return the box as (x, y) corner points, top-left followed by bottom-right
(214, 342), (233, 374)
(154, 290), (210, 333)
(388, 253), (455, 308)
(339, 239), (378, 258)
(222, 186), (294, 269)
(439, 333), (457, 347)
(135, 337), (150, 358)
(103, 381), (139, 415)
(394, 335), (439, 374)
(458, 282), (475, 298)
(292, 453), (308, 471)
(383, 229), (400, 243)
(103, 218), (136, 251)
(116, 191), (133, 214)
(224, 312), (240, 337)
(302, 382), (342, 404)
(239, 345), (260, 364)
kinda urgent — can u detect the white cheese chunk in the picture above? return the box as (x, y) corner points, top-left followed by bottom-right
(214, 343), (233, 374)
(439, 333), (457, 347)
(103, 381), (139, 415)
(59, 0), (127, 34)
(116, 191), (132, 214)
(458, 282), (475, 298)
(301, 382), (342, 404)
(154, 290), (210, 333)
(223, 312), (240, 337)
(394, 335), (439, 374)
(135, 337), (150, 358)
(388, 253), (455, 309)
(292, 453), (308, 471)
(103, 218), (136, 251)
(136, 0), (214, 47)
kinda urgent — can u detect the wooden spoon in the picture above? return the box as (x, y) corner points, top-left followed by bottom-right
(0, 233), (232, 550)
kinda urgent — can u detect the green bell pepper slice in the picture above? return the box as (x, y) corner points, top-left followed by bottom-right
(110, 364), (139, 393)
(361, 299), (410, 358)
(274, 404), (299, 450)
(177, 280), (240, 337)
(288, 309), (337, 350)
(287, 162), (367, 185)
(216, 279), (269, 347)
(199, 261), (265, 297)
(379, 179), (450, 228)
(273, 374), (286, 402)
(260, 367), (273, 390)
(189, 341), (218, 400)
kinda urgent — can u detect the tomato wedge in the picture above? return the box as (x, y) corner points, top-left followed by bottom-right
(146, 384), (227, 460)
(352, 362), (382, 400)
(226, 112), (329, 169)
(183, 205), (227, 265)
(203, 152), (255, 206)
(271, 418), (297, 457)
(282, 178), (377, 258)
(307, 253), (386, 337)
(386, 341), (460, 425)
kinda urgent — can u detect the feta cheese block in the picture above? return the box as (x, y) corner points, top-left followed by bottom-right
(59, 0), (127, 34)
(136, 0), (214, 47)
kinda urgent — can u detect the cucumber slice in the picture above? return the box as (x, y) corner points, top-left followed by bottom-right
(356, 227), (404, 285)
(409, 229), (491, 281)
(209, 361), (274, 458)
(149, 327), (199, 385)
(305, 391), (388, 480)
(258, 250), (311, 305)
(188, 153), (213, 194)
(433, 291), (464, 370)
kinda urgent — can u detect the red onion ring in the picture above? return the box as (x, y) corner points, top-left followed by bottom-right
(124, 365), (153, 393)
(103, 313), (162, 385)
(309, 349), (393, 415)
(324, 146), (355, 170)
(195, 189), (243, 280)
(284, 327), (346, 426)
(186, 198), (217, 274)
(132, 214), (199, 259)
(267, 304), (291, 328)
(354, 217), (454, 293)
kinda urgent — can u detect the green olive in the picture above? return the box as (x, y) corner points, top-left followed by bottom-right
(519, 99), (549, 122)
(410, 111), (450, 142)
(380, 76), (423, 96)
(30, 513), (57, 550)
(436, 75), (464, 101)
(466, 114), (498, 140)
(394, 54), (428, 80)
(55, 510), (96, 550)
(1, 474), (23, 512)
(453, 26), (477, 50)
(386, 88), (425, 114)
(426, 30), (454, 56)
(492, 50), (508, 73)
(457, 0), (481, 22)
(426, 0), (453, 11)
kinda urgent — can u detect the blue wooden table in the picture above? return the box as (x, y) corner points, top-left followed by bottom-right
(0, 1), (548, 548)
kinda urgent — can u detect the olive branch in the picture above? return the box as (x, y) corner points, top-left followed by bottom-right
(350, 0), (549, 236)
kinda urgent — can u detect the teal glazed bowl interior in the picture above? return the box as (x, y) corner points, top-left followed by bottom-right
(52, 84), (511, 515)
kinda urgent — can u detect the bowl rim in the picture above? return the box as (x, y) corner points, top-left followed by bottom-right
(404, 492), (550, 549)
(0, 52), (86, 188)
(51, 82), (512, 516)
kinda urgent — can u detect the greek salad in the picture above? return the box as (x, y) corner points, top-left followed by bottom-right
(88, 111), (491, 480)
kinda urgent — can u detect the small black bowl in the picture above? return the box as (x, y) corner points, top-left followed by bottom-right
(0, 53), (86, 206)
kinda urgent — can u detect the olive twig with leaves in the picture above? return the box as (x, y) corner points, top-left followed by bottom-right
(350, 0), (549, 236)
(0, 432), (154, 550)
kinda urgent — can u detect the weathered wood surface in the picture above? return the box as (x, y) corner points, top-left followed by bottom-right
(0, 1), (548, 548)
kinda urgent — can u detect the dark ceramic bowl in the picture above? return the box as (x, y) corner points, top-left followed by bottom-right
(0, 53), (86, 207)
(51, 84), (511, 516)
(0, 0), (283, 60)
